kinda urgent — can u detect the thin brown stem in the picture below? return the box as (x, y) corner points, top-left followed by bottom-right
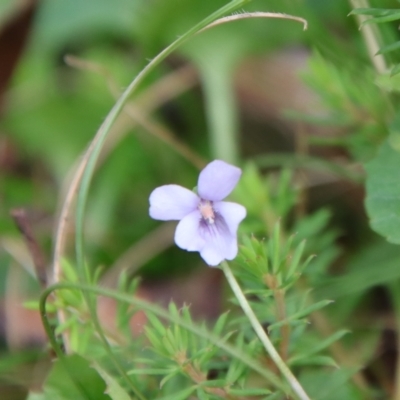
(175, 351), (246, 400)
(264, 274), (290, 362)
(275, 289), (290, 361)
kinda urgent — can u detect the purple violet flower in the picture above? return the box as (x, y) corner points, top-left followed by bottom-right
(149, 160), (246, 266)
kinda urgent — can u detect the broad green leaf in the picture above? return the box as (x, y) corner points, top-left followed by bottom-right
(37, 354), (110, 400)
(300, 368), (360, 400)
(365, 139), (400, 243)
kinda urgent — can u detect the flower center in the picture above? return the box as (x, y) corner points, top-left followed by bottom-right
(198, 199), (215, 224)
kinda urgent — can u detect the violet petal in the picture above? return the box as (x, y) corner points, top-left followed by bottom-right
(198, 160), (241, 201)
(213, 201), (246, 236)
(200, 228), (237, 266)
(175, 210), (205, 251)
(197, 213), (237, 266)
(149, 184), (199, 221)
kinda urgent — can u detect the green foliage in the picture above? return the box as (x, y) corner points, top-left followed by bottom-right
(315, 240), (400, 299)
(4, 0), (400, 399)
(299, 52), (388, 161)
(350, 6), (400, 76)
(27, 354), (110, 400)
(233, 227), (342, 372)
(300, 368), (362, 400)
(365, 138), (400, 244)
(93, 364), (131, 400)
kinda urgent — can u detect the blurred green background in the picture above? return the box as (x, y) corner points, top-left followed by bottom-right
(1, 0), (400, 398)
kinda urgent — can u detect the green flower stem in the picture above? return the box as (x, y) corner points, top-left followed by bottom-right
(221, 261), (311, 400)
(39, 281), (287, 394)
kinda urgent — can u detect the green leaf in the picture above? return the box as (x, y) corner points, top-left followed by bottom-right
(199, 379), (226, 388)
(196, 388), (210, 400)
(92, 364), (131, 400)
(157, 385), (197, 400)
(38, 354), (110, 400)
(286, 240), (306, 278)
(376, 40), (400, 55)
(392, 63), (400, 77)
(271, 222), (281, 274)
(226, 358), (246, 384)
(26, 393), (47, 400)
(159, 369), (181, 389)
(365, 138), (400, 243)
(23, 300), (56, 313)
(268, 300), (333, 332)
(314, 241), (400, 298)
(290, 355), (338, 368)
(146, 312), (166, 335)
(228, 388), (272, 396)
(292, 330), (349, 360)
(300, 367), (359, 400)
(128, 368), (174, 375)
(349, 8), (399, 17)
(212, 311), (230, 336)
(361, 11), (400, 25)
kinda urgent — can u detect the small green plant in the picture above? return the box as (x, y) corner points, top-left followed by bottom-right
(4, 1), (400, 400)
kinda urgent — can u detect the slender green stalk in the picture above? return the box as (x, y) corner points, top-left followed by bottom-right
(39, 281), (287, 393)
(221, 261), (311, 400)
